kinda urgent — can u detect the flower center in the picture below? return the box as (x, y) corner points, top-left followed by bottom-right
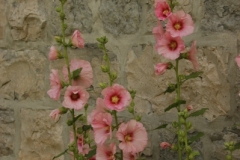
(124, 134), (132, 142)
(107, 151), (115, 160)
(174, 22), (182, 30)
(105, 126), (110, 133)
(71, 93), (80, 101)
(111, 95), (119, 104)
(163, 9), (169, 16)
(169, 41), (177, 50)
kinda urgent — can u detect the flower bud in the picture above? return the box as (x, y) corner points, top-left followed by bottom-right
(185, 146), (192, 153)
(135, 115), (142, 121)
(103, 54), (108, 61)
(60, 12), (65, 20)
(77, 127), (83, 134)
(111, 72), (117, 81)
(101, 65), (109, 72)
(226, 155), (232, 160)
(54, 36), (62, 44)
(71, 30), (84, 48)
(99, 82), (107, 89)
(172, 121), (179, 128)
(55, 7), (61, 12)
(171, 144), (178, 151)
(128, 106), (134, 114)
(59, 107), (68, 114)
(186, 121), (192, 130)
(130, 101), (135, 107)
(180, 117), (186, 124)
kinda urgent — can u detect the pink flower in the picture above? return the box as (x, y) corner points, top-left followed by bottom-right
(155, 1), (171, 20)
(154, 63), (169, 75)
(116, 120), (148, 153)
(123, 152), (137, 160)
(48, 46), (58, 61)
(70, 133), (90, 155)
(88, 98), (107, 124)
(62, 86), (89, 110)
(49, 109), (61, 121)
(62, 59), (93, 88)
(88, 156), (96, 160)
(160, 142), (171, 149)
(156, 32), (185, 60)
(71, 30), (84, 48)
(186, 105), (193, 112)
(47, 69), (62, 100)
(91, 112), (112, 145)
(152, 22), (164, 41)
(101, 84), (132, 112)
(235, 54), (240, 67)
(96, 143), (116, 160)
(187, 40), (199, 71)
(166, 10), (194, 37)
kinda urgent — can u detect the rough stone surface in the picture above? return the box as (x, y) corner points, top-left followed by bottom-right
(19, 108), (64, 160)
(0, 0), (7, 40)
(0, 50), (47, 100)
(201, 0), (240, 32)
(0, 105), (14, 157)
(99, 0), (141, 36)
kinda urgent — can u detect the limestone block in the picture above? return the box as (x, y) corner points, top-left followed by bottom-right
(50, 0), (93, 36)
(0, 0), (7, 40)
(18, 108), (64, 160)
(126, 45), (231, 121)
(0, 105), (14, 157)
(201, 0), (240, 31)
(99, 0), (141, 36)
(0, 49), (46, 100)
(8, 0), (47, 41)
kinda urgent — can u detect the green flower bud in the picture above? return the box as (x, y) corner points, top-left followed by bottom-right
(59, 107), (68, 114)
(226, 155), (232, 160)
(178, 74), (186, 81)
(130, 101), (135, 107)
(63, 23), (68, 31)
(111, 72), (117, 81)
(129, 90), (137, 99)
(101, 65), (109, 72)
(186, 121), (192, 130)
(98, 43), (105, 50)
(103, 54), (108, 61)
(99, 82), (107, 89)
(135, 115), (142, 121)
(55, 7), (61, 12)
(172, 121), (179, 128)
(167, 62), (173, 69)
(128, 106), (134, 114)
(185, 146), (192, 153)
(77, 127), (83, 134)
(178, 130), (185, 137)
(67, 120), (73, 126)
(60, 12), (65, 20)
(171, 144), (178, 151)
(180, 117), (186, 124)
(54, 36), (62, 44)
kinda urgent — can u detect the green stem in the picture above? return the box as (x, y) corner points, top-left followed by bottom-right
(102, 46), (113, 86)
(175, 59), (182, 160)
(113, 110), (123, 160)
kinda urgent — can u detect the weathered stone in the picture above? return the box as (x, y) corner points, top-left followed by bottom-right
(19, 108), (64, 160)
(99, 0), (141, 36)
(201, 0), (240, 32)
(8, 0), (47, 41)
(50, 0), (93, 36)
(0, 49), (47, 100)
(0, 0), (7, 40)
(0, 105), (14, 157)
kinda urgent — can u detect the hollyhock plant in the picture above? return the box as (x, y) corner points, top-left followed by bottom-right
(96, 143), (116, 160)
(48, 46), (58, 61)
(49, 109), (61, 121)
(156, 32), (185, 60)
(71, 30), (85, 48)
(154, 62), (169, 75)
(47, 69), (62, 100)
(62, 86), (89, 110)
(116, 120), (148, 153)
(160, 142), (171, 149)
(62, 59), (93, 88)
(235, 54), (240, 67)
(91, 112), (112, 145)
(187, 40), (199, 71)
(101, 84), (131, 112)
(155, 0), (172, 20)
(166, 10), (194, 37)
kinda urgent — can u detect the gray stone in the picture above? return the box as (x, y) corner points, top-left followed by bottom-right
(99, 0), (141, 36)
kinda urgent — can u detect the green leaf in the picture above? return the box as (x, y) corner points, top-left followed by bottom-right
(72, 68), (82, 80)
(82, 125), (92, 131)
(234, 142), (240, 150)
(163, 84), (177, 94)
(188, 132), (204, 145)
(164, 100), (186, 112)
(185, 71), (203, 81)
(151, 124), (168, 131)
(67, 114), (82, 126)
(86, 147), (96, 159)
(189, 108), (208, 117)
(52, 149), (68, 160)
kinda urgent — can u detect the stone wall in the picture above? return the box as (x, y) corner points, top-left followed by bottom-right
(0, 0), (239, 160)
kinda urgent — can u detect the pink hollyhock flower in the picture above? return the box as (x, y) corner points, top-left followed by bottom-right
(235, 54), (240, 67)
(101, 84), (131, 112)
(91, 112), (112, 145)
(187, 40), (199, 71)
(166, 10), (194, 37)
(156, 32), (185, 60)
(186, 105), (193, 112)
(155, 1), (171, 20)
(116, 120), (148, 153)
(62, 59), (93, 88)
(88, 98), (107, 124)
(123, 152), (137, 160)
(152, 22), (164, 41)
(48, 46), (58, 61)
(47, 69), (62, 100)
(70, 133), (90, 155)
(96, 143), (116, 160)
(160, 142), (171, 149)
(71, 30), (84, 48)
(154, 63), (169, 75)
(62, 86), (89, 110)
(88, 156), (96, 160)
(49, 109), (61, 121)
